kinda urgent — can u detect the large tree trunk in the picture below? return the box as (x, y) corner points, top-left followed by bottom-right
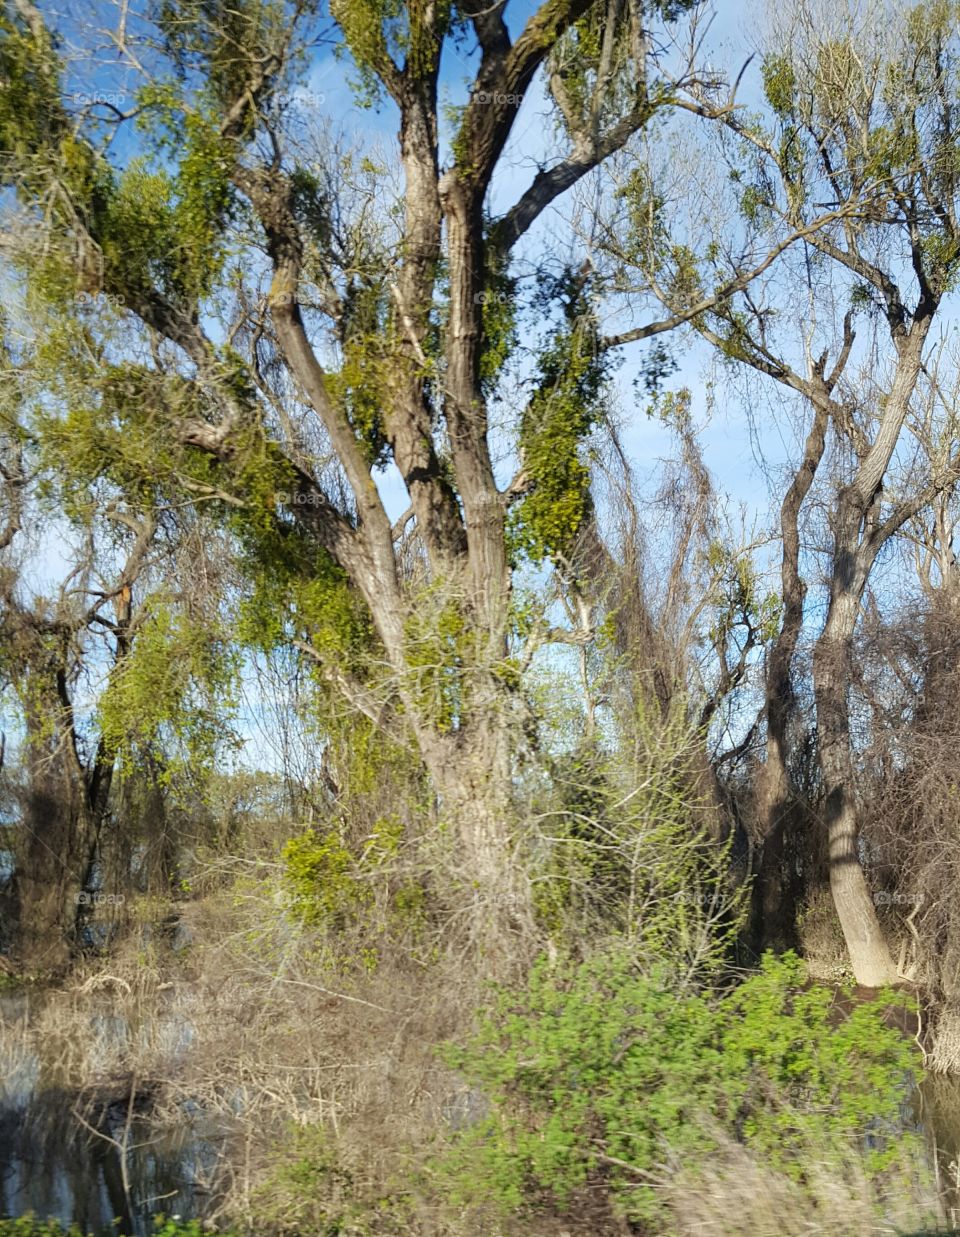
(11, 662), (116, 973)
(808, 319), (929, 985)
(14, 773), (95, 973)
(812, 569), (897, 986)
(419, 679), (535, 960)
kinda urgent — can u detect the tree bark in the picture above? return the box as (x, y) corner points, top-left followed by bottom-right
(809, 314), (930, 985)
(811, 506), (898, 986)
(425, 715), (535, 958)
(754, 399), (830, 951)
(14, 729), (97, 972)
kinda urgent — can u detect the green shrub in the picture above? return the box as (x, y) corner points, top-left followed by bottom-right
(281, 827), (371, 927)
(437, 950), (921, 1227)
(0, 1224), (87, 1237)
(0, 1220), (232, 1237)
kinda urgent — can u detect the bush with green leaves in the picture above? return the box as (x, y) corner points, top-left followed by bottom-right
(0, 1221), (231, 1237)
(526, 693), (748, 967)
(437, 950), (921, 1228)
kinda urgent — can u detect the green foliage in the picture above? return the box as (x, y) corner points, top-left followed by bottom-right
(98, 600), (240, 776)
(705, 539), (781, 649)
(0, 1224), (91, 1237)
(510, 283), (611, 563)
(169, 114), (236, 300)
(228, 430), (377, 674)
(762, 53), (797, 118)
(282, 826), (371, 927)
(251, 1123), (417, 1235)
(546, 0), (694, 135)
(322, 709), (412, 802)
(438, 951), (921, 1227)
(0, 12), (65, 193)
(753, 0), (960, 272)
(533, 746), (636, 931)
(921, 230), (960, 295)
(84, 98), (236, 306)
(2, 2), (237, 311)
(616, 164), (667, 278)
(237, 526), (373, 669)
(32, 361), (217, 519)
(530, 699), (745, 955)
(738, 183), (771, 227)
(155, 0), (289, 120)
(281, 808), (428, 943)
(0, 1220), (235, 1237)
(330, 0), (435, 106)
(150, 1224), (218, 1237)
(402, 581), (465, 733)
(476, 247), (518, 395)
(327, 279), (392, 467)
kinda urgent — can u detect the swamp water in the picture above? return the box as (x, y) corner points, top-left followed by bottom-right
(0, 992), (227, 1236)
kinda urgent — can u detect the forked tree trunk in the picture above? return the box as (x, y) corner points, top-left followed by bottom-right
(809, 318), (929, 985)
(754, 400), (829, 951)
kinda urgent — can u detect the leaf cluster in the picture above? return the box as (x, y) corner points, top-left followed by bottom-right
(439, 950), (921, 1226)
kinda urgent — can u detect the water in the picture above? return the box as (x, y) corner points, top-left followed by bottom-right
(0, 992), (227, 1237)
(0, 1092), (217, 1235)
(920, 1072), (960, 1227)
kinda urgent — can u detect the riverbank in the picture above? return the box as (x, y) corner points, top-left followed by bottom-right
(2, 910), (960, 1237)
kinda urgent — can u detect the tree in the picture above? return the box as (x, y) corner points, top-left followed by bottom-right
(2, 0), (762, 950)
(0, 502), (152, 967)
(0, 310), (238, 968)
(607, 0), (960, 981)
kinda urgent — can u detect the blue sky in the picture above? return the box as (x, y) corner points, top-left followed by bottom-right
(9, 0), (949, 770)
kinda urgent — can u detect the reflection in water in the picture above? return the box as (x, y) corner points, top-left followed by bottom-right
(0, 1092), (218, 1237)
(0, 994), (225, 1237)
(921, 1072), (960, 1229)
(5, 985), (960, 1235)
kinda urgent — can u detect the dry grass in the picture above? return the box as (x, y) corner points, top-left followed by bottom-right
(4, 928), (955, 1236)
(3, 850), (955, 1236)
(662, 1134), (946, 1236)
(0, 875), (493, 1232)
(795, 886), (851, 983)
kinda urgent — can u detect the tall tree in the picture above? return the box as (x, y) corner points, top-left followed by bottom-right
(0, 308), (237, 968)
(1, 0), (757, 949)
(607, 0), (960, 981)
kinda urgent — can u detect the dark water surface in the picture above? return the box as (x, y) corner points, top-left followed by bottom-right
(0, 1094), (218, 1236)
(0, 992), (226, 1237)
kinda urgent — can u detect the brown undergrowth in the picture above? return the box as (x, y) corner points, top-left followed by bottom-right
(3, 892), (956, 1236)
